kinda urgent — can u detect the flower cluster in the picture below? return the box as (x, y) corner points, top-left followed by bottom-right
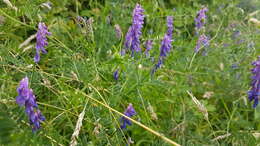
(159, 35), (172, 57)
(152, 16), (173, 73)
(16, 77), (45, 131)
(248, 56), (260, 108)
(35, 22), (51, 63)
(160, 16), (173, 58)
(194, 7), (208, 31)
(145, 40), (153, 57)
(194, 7), (209, 53)
(123, 4), (145, 56)
(194, 34), (209, 53)
(120, 104), (136, 129)
(166, 16), (173, 38)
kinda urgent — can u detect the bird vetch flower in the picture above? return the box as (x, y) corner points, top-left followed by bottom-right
(160, 16), (173, 57)
(152, 16), (173, 74)
(120, 104), (136, 129)
(113, 69), (119, 81)
(194, 7), (208, 31)
(160, 35), (172, 57)
(16, 77), (45, 131)
(160, 16), (173, 58)
(194, 34), (209, 53)
(34, 22), (51, 63)
(123, 4), (145, 56)
(166, 16), (173, 38)
(145, 40), (153, 57)
(248, 56), (260, 108)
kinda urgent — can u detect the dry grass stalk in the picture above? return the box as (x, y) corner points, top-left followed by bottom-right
(71, 71), (79, 81)
(3, 0), (18, 11)
(219, 63), (224, 71)
(187, 91), (209, 120)
(70, 104), (86, 146)
(19, 34), (36, 49)
(93, 123), (102, 135)
(86, 18), (94, 41)
(92, 118), (102, 135)
(147, 103), (158, 121)
(249, 10), (260, 17)
(40, 2), (52, 10)
(0, 16), (5, 25)
(212, 133), (231, 141)
(170, 122), (185, 137)
(80, 90), (181, 146)
(203, 91), (214, 99)
(128, 137), (134, 145)
(22, 44), (34, 52)
(249, 18), (260, 26)
(252, 132), (260, 139)
(42, 78), (51, 87)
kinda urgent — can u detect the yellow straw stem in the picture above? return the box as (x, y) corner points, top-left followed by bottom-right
(79, 90), (180, 146)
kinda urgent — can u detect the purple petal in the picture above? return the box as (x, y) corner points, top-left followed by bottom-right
(113, 69), (119, 81)
(119, 103), (136, 129)
(248, 56), (260, 108)
(16, 95), (25, 106)
(167, 16), (173, 38)
(41, 47), (47, 54)
(34, 22), (51, 63)
(34, 49), (40, 63)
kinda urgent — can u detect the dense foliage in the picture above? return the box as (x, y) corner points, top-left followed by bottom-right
(0, 0), (260, 145)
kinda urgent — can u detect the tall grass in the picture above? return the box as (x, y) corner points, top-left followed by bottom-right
(0, 0), (260, 145)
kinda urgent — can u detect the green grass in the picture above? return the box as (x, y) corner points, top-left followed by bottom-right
(0, 0), (260, 145)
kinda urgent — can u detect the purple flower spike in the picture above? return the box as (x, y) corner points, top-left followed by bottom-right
(152, 16), (173, 74)
(123, 26), (133, 55)
(34, 22), (51, 63)
(16, 77), (30, 106)
(160, 35), (172, 57)
(123, 4), (145, 56)
(167, 16), (173, 38)
(114, 24), (122, 39)
(194, 34), (209, 53)
(195, 7), (208, 31)
(113, 69), (119, 81)
(248, 56), (260, 108)
(30, 110), (46, 132)
(159, 16), (173, 58)
(145, 40), (153, 57)
(151, 58), (163, 74)
(16, 77), (45, 132)
(120, 104), (136, 129)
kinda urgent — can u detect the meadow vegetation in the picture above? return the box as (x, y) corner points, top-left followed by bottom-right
(0, 0), (260, 145)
